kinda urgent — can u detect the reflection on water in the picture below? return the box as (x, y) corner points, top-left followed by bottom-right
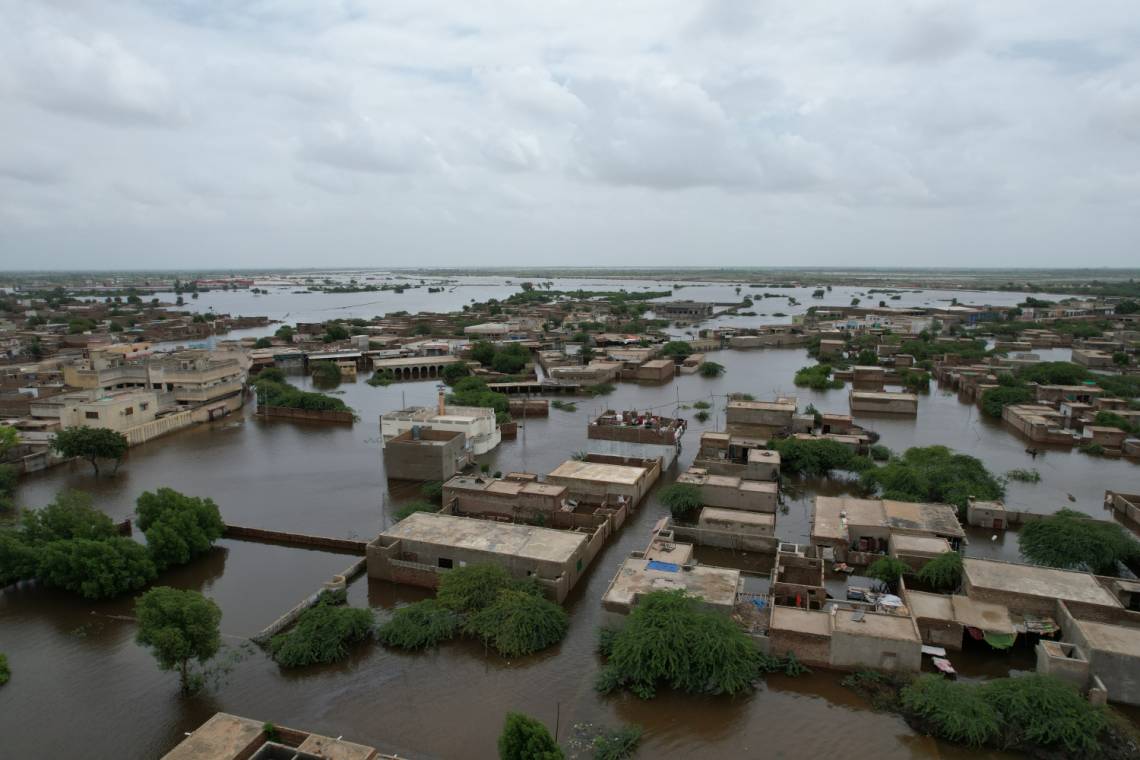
(4, 334), (1137, 757)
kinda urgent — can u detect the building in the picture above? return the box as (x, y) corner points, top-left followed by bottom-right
(725, 397), (796, 437)
(810, 496), (965, 565)
(546, 455), (661, 508)
(162, 712), (398, 760)
(848, 390), (918, 416)
(635, 358), (675, 383)
(852, 365), (886, 391)
(818, 339), (845, 358)
(586, 410), (685, 467)
(697, 506), (774, 538)
(548, 361), (622, 384)
(655, 301), (714, 319)
(676, 467), (778, 513)
(58, 389), (158, 431)
(961, 558), (1121, 617)
(441, 473), (568, 522)
(907, 590), (1015, 652)
(383, 428), (470, 481)
(367, 511), (596, 603)
(380, 397), (501, 455)
(692, 432), (780, 480)
(1001, 404), (1079, 445)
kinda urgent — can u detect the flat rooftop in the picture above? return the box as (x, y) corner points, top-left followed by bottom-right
(1073, 619), (1140, 657)
(892, 534), (952, 554)
(382, 512), (586, 563)
(548, 459), (646, 485)
(604, 557), (739, 610)
(747, 449), (780, 463)
(963, 558), (1121, 608)
(727, 400), (796, 412)
(699, 507), (775, 528)
(850, 391), (919, 401)
(161, 713), (262, 760)
(296, 735), (377, 760)
(813, 496), (964, 541)
(446, 475), (566, 498)
(832, 609), (919, 642)
(771, 606), (832, 637)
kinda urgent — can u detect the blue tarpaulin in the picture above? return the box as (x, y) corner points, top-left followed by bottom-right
(647, 560), (679, 572)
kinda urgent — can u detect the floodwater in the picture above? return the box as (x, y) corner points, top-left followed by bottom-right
(4, 286), (1136, 758)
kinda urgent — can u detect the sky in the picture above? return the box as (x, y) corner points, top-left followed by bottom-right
(1, 1), (1139, 270)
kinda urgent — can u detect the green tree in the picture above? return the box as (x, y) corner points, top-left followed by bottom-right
(578, 344), (595, 364)
(437, 564), (520, 613)
(135, 587), (222, 694)
(268, 592), (374, 667)
(136, 488), (225, 571)
(470, 340), (497, 366)
(980, 385), (1033, 418)
(441, 362), (470, 384)
(1019, 509), (1139, 576)
(860, 445), (1004, 511)
(377, 600), (459, 650)
(698, 361), (725, 378)
(917, 551), (963, 591)
(659, 483), (702, 519)
(393, 501), (438, 522)
(274, 325), (295, 341)
(322, 322), (350, 342)
(867, 556), (909, 593)
(38, 537), (156, 599)
(52, 427), (129, 476)
(794, 364), (844, 390)
(661, 341), (692, 359)
(0, 425), (18, 457)
(597, 590), (767, 699)
(253, 337), (273, 349)
(20, 489), (115, 543)
(463, 589), (568, 657)
(498, 713), (563, 760)
(310, 361), (342, 385)
(0, 652), (9, 685)
(769, 438), (871, 477)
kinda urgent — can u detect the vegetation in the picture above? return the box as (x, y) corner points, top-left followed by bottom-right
(1019, 509), (1139, 575)
(498, 712), (563, 760)
(471, 341), (531, 374)
(661, 341), (693, 359)
(51, 427), (129, 476)
(252, 374), (352, 413)
(860, 446), (1004, 512)
(898, 368), (931, 393)
(37, 536), (156, 598)
(582, 383), (615, 396)
(367, 369), (394, 387)
(0, 426), (17, 511)
(464, 589), (569, 658)
(269, 591), (375, 667)
(692, 400), (711, 410)
(551, 399), (577, 412)
(866, 556), (909, 593)
(592, 725), (642, 760)
(136, 488), (224, 572)
(980, 385), (1033, 418)
(659, 483), (702, 519)
(596, 590), (795, 699)
(1004, 468), (1041, 483)
(135, 587), (222, 694)
(869, 444), (891, 462)
(694, 410), (710, 422)
(379, 564), (568, 658)
(376, 600), (459, 650)
(698, 361), (725, 378)
(393, 501), (438, 521)
(0, 653), (8, 686)
(900, 674), (1112, 755)
(420, 481), (443, 504)
(916, 551), (963, 591)
(794, 364), (844, 390)
(441, 362), (470, 384)
(253, 337), (272, 349)
(768, 438), (871, 477)
(447, 376), (509, 415)
(1094, 410), (1140, 436)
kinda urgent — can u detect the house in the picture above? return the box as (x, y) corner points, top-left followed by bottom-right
(676, 467), (778, 513)
(441, 473), (568, 522)
(635, 359), (675, 383)
(367, 511), (596, 603)
(586, 410), (685, 467)
(655, 301), (714, 319)
(725, 397), (796, 437)
(546, 455), (661, 508)
(162, 712), (397, 760)
(380, 398), (501, 455)
(849, 390), (918, 416)
(383, 428), (469, 481)
(692, 432), (781, 480)
(810, 496), (965, 565)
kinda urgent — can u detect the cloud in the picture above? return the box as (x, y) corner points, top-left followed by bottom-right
(0, 154), (66, 185)
(296, 117), (441, 175)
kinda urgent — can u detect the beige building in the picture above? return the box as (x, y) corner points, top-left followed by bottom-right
(849, 390), (918, 416)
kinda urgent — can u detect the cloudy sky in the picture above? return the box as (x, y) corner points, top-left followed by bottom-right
(1, 1), (1138, 270)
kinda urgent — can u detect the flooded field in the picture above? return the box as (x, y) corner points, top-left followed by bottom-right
(3, 291), (1136, 758)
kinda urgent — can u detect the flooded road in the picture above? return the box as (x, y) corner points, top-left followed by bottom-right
(4, 338), (1135, 757)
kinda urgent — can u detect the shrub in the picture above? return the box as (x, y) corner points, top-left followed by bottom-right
(437, 564), (523, 614)
(1004, 468), (1040, 483)
(901, 675), (1001, 747)
(692, 400), (711, 410)
(661, 341), (692, 359)
(367, 370), (394, 387)
(592, 725), (642, 760)
(420, 481), (443, 504)
(869, 444), (891, 462)
(694, 410), (710, 422)
(583, 383), (615, 396)
(441, 363), (470, 384)
(135, 587), (222, 694)
(794, 364), (844, 390)
(498, 713), (563, 760)
(596, 590), (766, 699)
(860, 445), (1003, 511)
(19, 490), (115, 543)
(659, 483), (702, 519)
(377, 600), (459, 650)
(866, 556), (909, 593)
(253, 376), (352, 413)
(980, 385), (1033, 418)
(551, 400), (577, 412)
(464, 589), (569, 657)
(269, 594), (374, 667)
(768, 438), (871, 477)
(393, 501), (438, 522)
(0, 653), (8, 685)
(698, 361), (725, 378)
(917, 551), (963, 591)
(1019, 509), (1139, 575)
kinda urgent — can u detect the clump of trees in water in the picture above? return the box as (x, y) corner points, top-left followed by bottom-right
(136, 586), (222, 694)
(595, 590), (807, 699)
(252, 367), (352, 413)
(768, 437), (873, 477)
(794, 363), (844, 390)
(859, 445), (1004, 512)
(982, 361), (1140, 420)
(269, 589), (374, 668)
(1020, 509), (1140, 576)
(378, 564), (568, 658)
(0, 487), (225, 599)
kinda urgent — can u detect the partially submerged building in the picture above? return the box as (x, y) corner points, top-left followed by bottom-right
(380, 396), (501, 455)
(441, 473), (569, 522)
(586, 410), (685, 467)
(676, 467), (778, 513)
(692, 431), (780, 480)
(162, 712), (398, 760)
(725, 397), (797, 438)
(367, 511), (600, 603)
(383, 428), (470, 482)
(546, 455), (661, 509)
(848, 390), (918, 416)
(810, 496), (965, 565)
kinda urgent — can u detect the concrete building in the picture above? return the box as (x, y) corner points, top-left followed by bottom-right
(907, 590), (1015, 652)
(162, 712), (397, 760)
(1073, 348), (1115, 368)
(961, 558), (1121, 617)
(367, 511), (597, 603)
(852, 365), (886, 391)
(818, 339), (845, 358)
(546, 455), (660, 508)
(383, 428), (469, 481)
(655, 301), (714, 319)
(1002, 404), (1079, 445)
(548, 361), (621, 384)
(441, 473), (568, 522)
(810, 496), (965, 565)
(849, 390), (918, 416)
(381, 399), (501, 455)
(725, 397), (796, 437)
(697, 507), (775, 537)
(635, 358), (675, 383)
(692, 432), (781, 480)
(586, 410), (686, 467)
(57, 389), (159, 432)
(676, 467), (778, 513)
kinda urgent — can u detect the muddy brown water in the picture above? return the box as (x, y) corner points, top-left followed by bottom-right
(3, 346), (1136, 758)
